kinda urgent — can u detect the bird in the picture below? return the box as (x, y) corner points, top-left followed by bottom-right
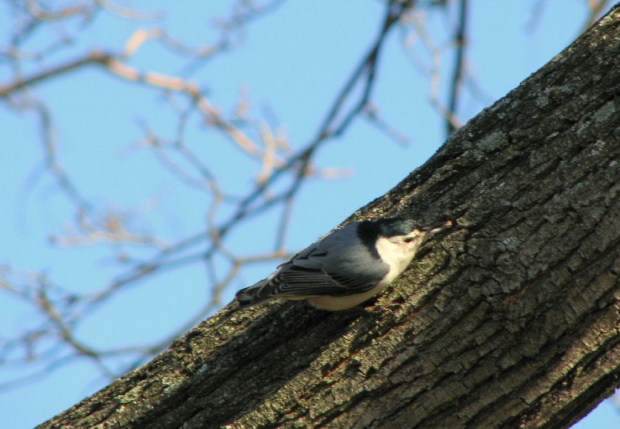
(235, 217), (452, 311)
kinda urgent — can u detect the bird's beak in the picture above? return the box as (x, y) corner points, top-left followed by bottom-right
(421, 219), (454, 235)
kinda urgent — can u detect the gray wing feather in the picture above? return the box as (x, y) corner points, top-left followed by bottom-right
(268, 223), (389, 297)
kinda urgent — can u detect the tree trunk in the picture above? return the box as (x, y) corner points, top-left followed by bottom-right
(39, 5), (620, 429)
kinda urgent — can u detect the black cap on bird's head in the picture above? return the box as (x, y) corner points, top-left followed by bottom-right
(355, 218), (420, 250)
(374, 217), (420, 237)
(360, 217), (454, 240)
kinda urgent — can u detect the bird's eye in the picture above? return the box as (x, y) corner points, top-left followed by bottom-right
(404, 237), (414, 243)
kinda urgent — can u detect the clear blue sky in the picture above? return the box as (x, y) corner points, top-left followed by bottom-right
(1, 1), (618, 427)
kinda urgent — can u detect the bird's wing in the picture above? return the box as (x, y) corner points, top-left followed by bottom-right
(270, 237), (389, 297)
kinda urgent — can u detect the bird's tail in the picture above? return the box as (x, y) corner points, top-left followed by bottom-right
(235, 279), (273, 308)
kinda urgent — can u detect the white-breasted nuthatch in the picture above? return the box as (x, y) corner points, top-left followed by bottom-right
(235, 217), (452, 311)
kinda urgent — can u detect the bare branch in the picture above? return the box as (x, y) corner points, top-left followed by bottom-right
(446, 0), (468, 137)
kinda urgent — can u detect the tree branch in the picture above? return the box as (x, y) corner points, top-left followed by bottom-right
(446, 0), (468, 136)
(38, 4), (620, 428)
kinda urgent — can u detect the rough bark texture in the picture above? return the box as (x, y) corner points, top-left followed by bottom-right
(40, 5), (620, 429)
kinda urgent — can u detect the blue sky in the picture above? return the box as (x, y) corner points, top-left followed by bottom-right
(1, 1), (618, 427)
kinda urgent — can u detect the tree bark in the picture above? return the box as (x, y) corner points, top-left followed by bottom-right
(39, 5), (620, 429)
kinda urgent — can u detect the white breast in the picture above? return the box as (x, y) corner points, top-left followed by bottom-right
(374, 235), (424, 285)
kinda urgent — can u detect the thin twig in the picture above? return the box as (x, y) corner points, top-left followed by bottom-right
(446, 0), (468, 137)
